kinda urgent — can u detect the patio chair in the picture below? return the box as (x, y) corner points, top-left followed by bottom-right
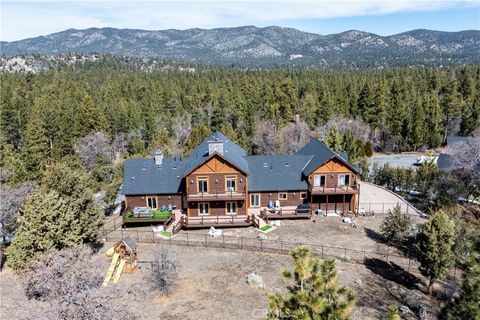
(168, 204), (173, 212)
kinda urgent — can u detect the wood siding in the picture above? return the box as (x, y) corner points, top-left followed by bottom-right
(308, 158), (357, 189)
(125, 194), (183, 211)
(186, 155), (247, 196)
(188, 200), (246, 217)
(249, 190), (308, 208)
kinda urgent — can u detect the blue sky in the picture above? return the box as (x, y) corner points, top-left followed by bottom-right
(1, 1), (479, 41)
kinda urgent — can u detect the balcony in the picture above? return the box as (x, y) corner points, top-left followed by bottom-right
(309, 184), (359, 195)
(187, 187), (246, 201)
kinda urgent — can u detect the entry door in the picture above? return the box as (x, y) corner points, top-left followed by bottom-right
(250, 194), (260, 207)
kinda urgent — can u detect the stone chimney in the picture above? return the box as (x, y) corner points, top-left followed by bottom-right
(208, 140), (224, 156)
(154, 149), (164, 166)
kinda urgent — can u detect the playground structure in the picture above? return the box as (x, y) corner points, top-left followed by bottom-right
(103, 236), (138, 287)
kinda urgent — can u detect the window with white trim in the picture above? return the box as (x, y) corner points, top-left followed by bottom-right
(199, 202), (209, 215)
(198, 177), (208, 193)
(226, 176), (236, 192)
(147, 196), (157, 209)
(250, 194), (260, 208)
(279, 192), (287, 200)
(338, 174), (350, 187)
(226, 202), (237, 215)
(313, 175), (326, 187)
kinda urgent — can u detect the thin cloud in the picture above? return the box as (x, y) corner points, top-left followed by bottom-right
(1, 1), (477, 41)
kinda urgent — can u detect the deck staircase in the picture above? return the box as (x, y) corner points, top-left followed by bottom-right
(251, 213), (267, 229)
(164, 210), (184, 234)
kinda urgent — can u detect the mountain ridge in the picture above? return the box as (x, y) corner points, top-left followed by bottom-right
(1, 26), (479, 68)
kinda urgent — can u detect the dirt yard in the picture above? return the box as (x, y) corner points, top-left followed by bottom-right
(1, 240), (445, 320)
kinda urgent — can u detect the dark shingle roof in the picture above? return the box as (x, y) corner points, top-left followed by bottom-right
(296, 139), (359, 176)
(246, 155), (312, 192)
(122, 157), (185, 195)
(183, 131), (249, 176)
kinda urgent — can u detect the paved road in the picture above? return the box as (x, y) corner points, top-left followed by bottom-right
(358, 181), (420, 215)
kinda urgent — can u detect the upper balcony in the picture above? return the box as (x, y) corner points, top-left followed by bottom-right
(309, 184), (359, 195)
(186, 187), (246, 201)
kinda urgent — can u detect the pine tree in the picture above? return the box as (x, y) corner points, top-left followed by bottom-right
(183, 124), (212, 156)
(21, 100), (49, 179)
(440, 234), (480, 320)
(266, 246), (356, 320)
(324, 125), (343, 152)
(342, 130), (358, 161)
(381, 204), (413, 245)
(74, 95), (107, 138)
(416, 210), (456, 295)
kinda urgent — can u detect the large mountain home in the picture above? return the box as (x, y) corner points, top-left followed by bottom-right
(122, 132), (360, 232)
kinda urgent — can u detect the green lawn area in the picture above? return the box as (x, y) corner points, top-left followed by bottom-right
(123, 209), (171, 223)
(259, 225), (272, 232)
(160, 231), (172, 238)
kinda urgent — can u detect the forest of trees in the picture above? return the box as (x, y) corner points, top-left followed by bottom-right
(1, 63), (479, 183)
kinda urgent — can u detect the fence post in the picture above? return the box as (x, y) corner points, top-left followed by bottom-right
(136, 230), (139, 242)
(121, 229), (124, 239)
(222, 234), (225, 248)
(240, 236), (243, 250)
(186, 232), (189, 246)
(344, 248), (347, 260)
(322, 245), (324, 259)
(152, 230), (155, 243)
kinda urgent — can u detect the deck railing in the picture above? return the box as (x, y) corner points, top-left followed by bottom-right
(309, 184), (359, 194)
(186, 187), (247, 200)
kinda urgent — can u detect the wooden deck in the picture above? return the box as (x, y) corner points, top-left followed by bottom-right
(186, 191), (246, 201)
(181, 215), (252, 228)
(309, 184), (359, 195)
(260, 208), (311, 220)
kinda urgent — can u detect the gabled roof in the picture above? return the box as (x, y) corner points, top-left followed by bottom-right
(246, 155), (313, 192)
(296, 138), (359, 176)
(182, 131), (249, 176)
(122, 157), (185, 195)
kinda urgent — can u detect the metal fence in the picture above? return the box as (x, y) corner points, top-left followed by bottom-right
(98, 228), (426, 275)
(357, 202), (419, 215)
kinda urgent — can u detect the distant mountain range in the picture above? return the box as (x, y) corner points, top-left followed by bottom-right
(1, 26), (479, 68)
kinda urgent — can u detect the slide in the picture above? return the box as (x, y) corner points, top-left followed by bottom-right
(113, 259), (126, 284)
(103, 252), (120, 287)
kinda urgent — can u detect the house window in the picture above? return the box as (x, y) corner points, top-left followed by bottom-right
(313, 175), (326, 187)
(198, 177), (208, 193)
(199, 202), (209, 215)
(250, 193), (260, 208)
(300, 192), (307, 199)
(147, 196), (157, 209)
(279, 192), (287, 200)
(226, 202), (237, 215)
(338, 174), (350, 187)
(226, 176), (236, 192)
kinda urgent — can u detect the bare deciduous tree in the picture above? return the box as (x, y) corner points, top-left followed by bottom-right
(0, 181), (36, 266)
(145, 245), (180, 295)
(314, 116), (372, 142)
(254, 120), (279, 155)
(446, 136), (480, 172)
(75, 132), (114, 171)
(278, 120), (310, 154)
(23, 246), (137, 320)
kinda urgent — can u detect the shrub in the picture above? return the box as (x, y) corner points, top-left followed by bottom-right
(380, 204), (413, 245)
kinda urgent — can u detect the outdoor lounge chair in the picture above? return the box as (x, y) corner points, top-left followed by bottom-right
(208, 226), (222, 237)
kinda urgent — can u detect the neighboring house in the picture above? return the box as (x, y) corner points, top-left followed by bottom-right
(122, 131), (360, 229)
